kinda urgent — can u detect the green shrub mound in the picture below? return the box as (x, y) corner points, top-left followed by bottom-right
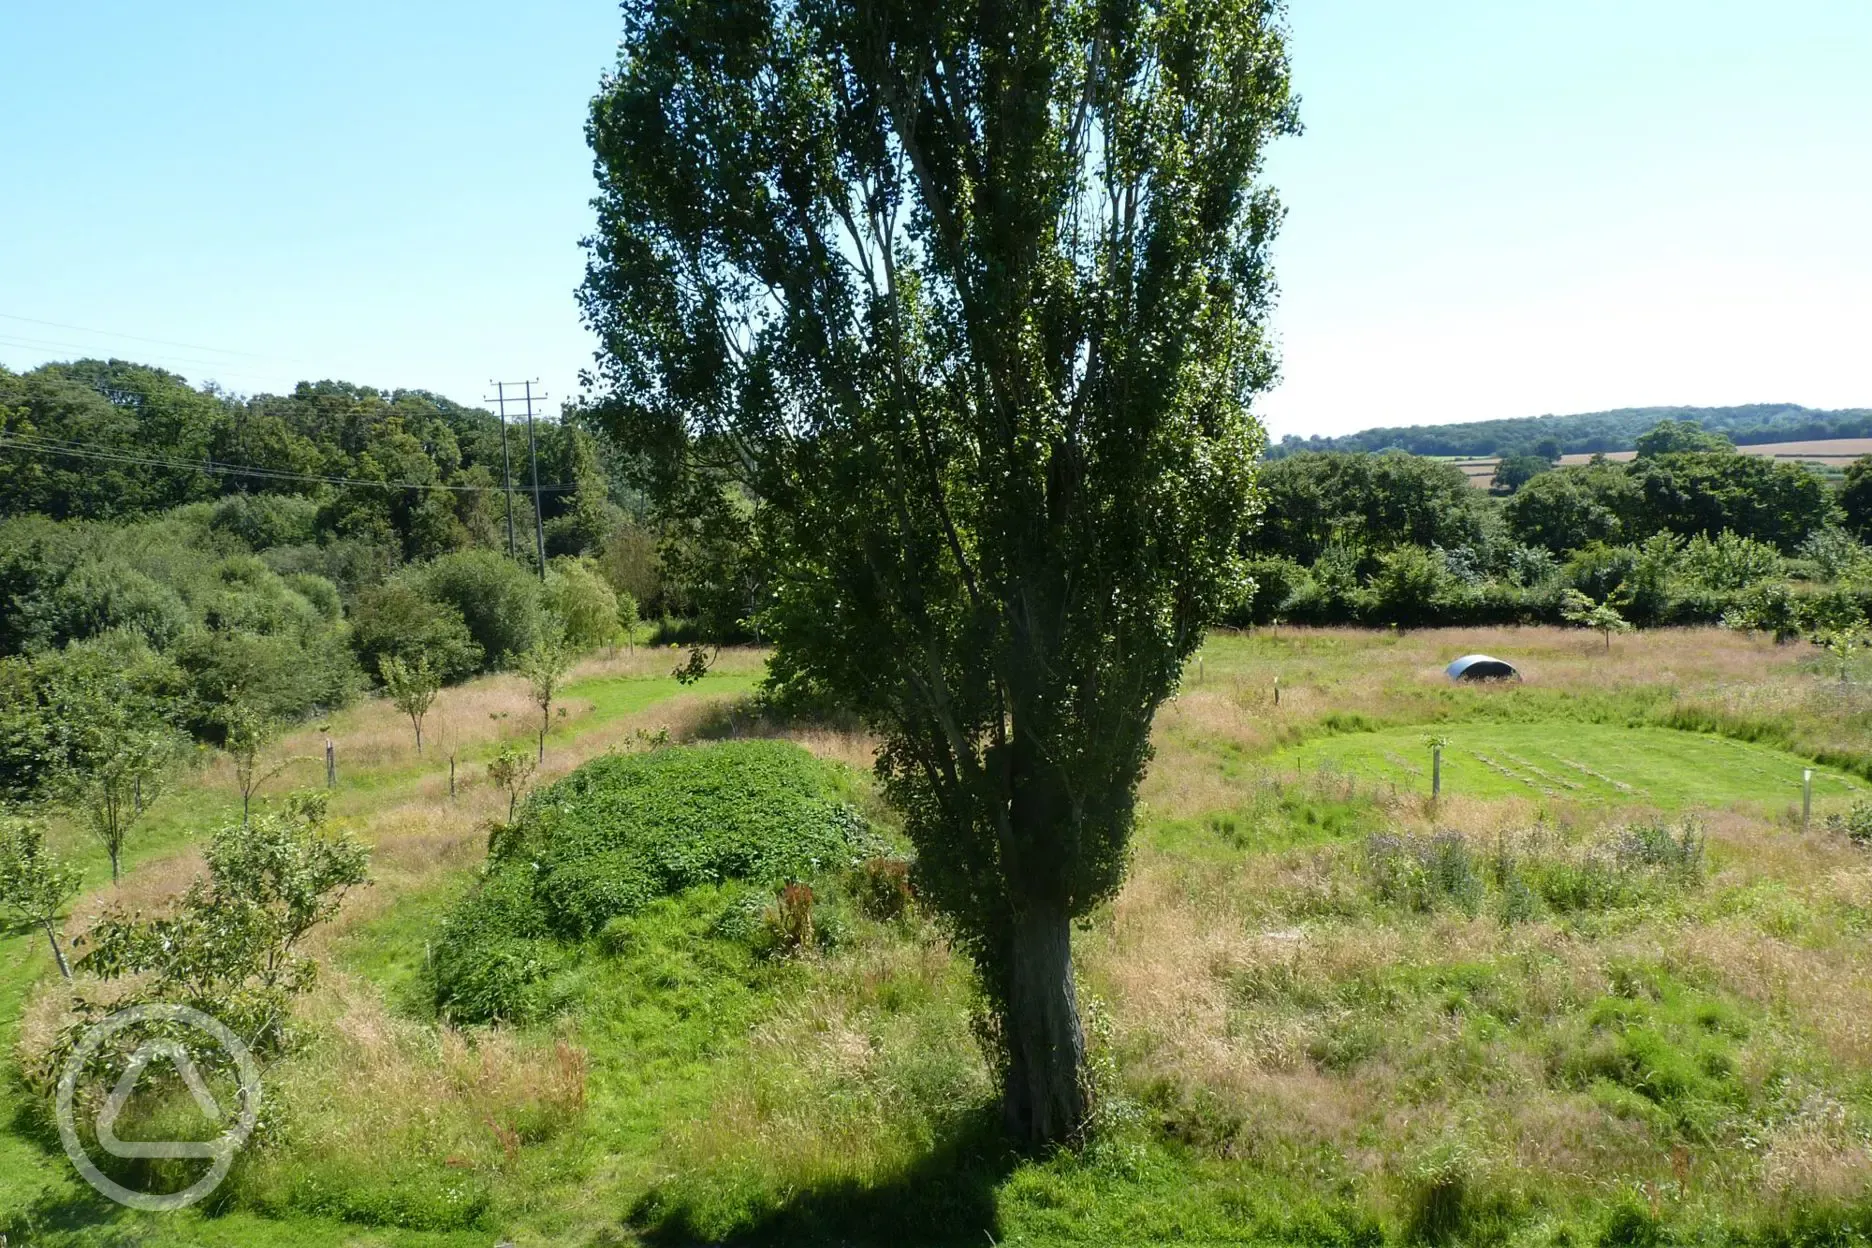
(433, 740), (878, 1022)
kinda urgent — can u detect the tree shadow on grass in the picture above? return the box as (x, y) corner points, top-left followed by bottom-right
(632, 1105), (1018, 1247)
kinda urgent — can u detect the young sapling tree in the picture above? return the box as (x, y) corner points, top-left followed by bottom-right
(379, 654), (442, 754)
(0, 818), (83, 979)
(1562, 589), (1634, 651)
(58, 719), (181, 885)
(487, 744), (538, 823)
(220, 695), (290, 825)
(516, 624), (574, 762)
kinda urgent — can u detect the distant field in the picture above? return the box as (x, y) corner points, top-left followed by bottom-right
(1444, 437), (1872, 487)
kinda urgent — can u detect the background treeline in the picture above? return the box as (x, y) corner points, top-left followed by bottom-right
(1237, 432), (1872, 631)
(0, 358), (703, 803)
(11, 356), (1872, 803)
(1270, 403), (1872, 458)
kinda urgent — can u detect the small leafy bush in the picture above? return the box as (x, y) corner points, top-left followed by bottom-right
(1825, 800), (1872, 847)
(27, 792), (370, 1095)
(850, 856), (914, 920)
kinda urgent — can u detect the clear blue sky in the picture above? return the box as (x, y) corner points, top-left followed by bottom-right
(2, 1), (1868, 440)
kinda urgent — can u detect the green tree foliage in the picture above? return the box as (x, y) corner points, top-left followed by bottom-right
(0, 634), (185, 804)
(1678, 531), (1784, 593)
(1721, 581), (1803, 642)
(596, 521), (664, 615)
(0, 362), (222, 519)
(1562, 542), (1640, 605)
(614, 588), (642, 650)
(1502, 462), (1642, 555)
(209, 492), (321, 550)
(582, 0), (1295, 1145)
(1627, 452), (1834, 552)
(1367, 546), (1455, 626)
(1256, 452), (1484, 563)
(1798, 526), (1872, 583)
(0, 360), (636, 565)
(0, 359), (644, 771)
(0, 513), (362, 735)
(1814, 622), (1867, 684)
(79, 791), (368, 1051)
(38, 655), (188, 884)
(416, 549), (543, 668)
(349, 580), (483, 683)
(1621, 532), (1684, 620)
(379, 654), (442, 753)
(1799, 596), (1871, 683)
(544, 558), (621, 652)
(544, 426), (622, 557)
(1634, 419), (1735, 457)
(1490, 454), (1552, 495)
(1840, 455), (1872, 540)
(1230, 556), (1307, 626)
(656, 497), (769, 644)
(486, 744), (538, 824)
(0, 816), (83, 979)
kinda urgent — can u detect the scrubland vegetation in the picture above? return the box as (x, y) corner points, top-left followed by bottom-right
(6, 626), (1872, 1246)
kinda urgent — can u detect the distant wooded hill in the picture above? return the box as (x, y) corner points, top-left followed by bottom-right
(1270, 404), (1872, 459)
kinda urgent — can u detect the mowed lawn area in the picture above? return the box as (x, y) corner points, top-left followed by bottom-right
(1276, 722), (1861, 807)
(8, 627), (1872, 1247)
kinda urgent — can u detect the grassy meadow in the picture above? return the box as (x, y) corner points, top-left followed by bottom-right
(7, 627), (1872, 1245)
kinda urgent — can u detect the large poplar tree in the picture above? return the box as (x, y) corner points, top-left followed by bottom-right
(582, 0), (1295, 1145)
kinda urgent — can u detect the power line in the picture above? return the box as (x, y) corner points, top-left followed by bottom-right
(0, 310), (280, 360)
(0, 431), (576, 494)
(0, 335), (292, 392)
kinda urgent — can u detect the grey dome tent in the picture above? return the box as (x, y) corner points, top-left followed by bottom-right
(1446, 654), (1519, 682)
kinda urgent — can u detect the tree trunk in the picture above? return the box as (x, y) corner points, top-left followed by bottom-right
(1001, 903), (1087, 1148)
(42, 918), (72, 980)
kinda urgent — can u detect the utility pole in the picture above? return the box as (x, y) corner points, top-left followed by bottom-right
(523, 380), (547, 582)
(486, 381), (518, 561)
